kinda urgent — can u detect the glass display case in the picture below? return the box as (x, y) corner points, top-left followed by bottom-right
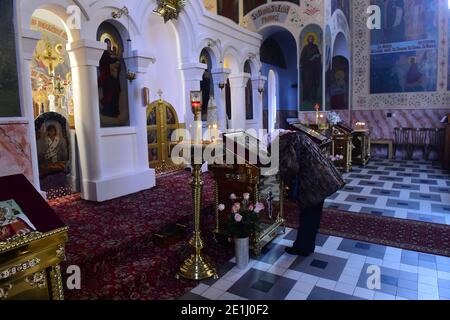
(331, 124), (354, 172)
(352, 129), (371, 166)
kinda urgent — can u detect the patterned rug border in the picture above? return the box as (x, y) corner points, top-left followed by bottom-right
(285, 208), (450, 258)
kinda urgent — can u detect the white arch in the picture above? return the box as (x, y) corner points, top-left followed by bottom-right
(333, 32), (350, 60)
(223, 45), (242, 74)
(20, 0), (83, 42)
(197, 38), (221, 68)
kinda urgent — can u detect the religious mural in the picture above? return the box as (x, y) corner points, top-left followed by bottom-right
(370, 0), (438, 94)
(300, 25), (323, 111)
(326, 56), (349, 110)
(448, 8), (450, 91)
(35, 112), (73, 198)
(97, 22), (130, 127)
(203, 0), (217, 14)
(31, 16), (73, 122)
(0, 0), (21, 117)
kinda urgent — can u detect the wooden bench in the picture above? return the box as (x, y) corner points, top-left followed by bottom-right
(371, 139), (393, 159)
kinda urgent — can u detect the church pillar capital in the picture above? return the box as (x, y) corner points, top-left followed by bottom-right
(66, 39), (106, 68)
(211, 68), (231, 88)
(228, 73), (251, 88)
(251, 74), (267, 93)
(251, 74), (266, 131)
(180, 62), (207, 82)
(124, 50), (156, 74)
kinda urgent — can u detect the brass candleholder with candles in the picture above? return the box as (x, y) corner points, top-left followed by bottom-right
(176, 91), (218, 281)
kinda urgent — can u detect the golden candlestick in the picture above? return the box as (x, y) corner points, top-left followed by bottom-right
(176, 159), (218, 280)
(177, 93), (218, 281)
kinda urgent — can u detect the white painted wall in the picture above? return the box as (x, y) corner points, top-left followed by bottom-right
(13, 0), (263, 202)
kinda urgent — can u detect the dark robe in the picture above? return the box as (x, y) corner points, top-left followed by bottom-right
(301, 43), (322, 101)
(278, 132), (345, 254)
(278, 132), (345, 209)
(98, 51), (121, 118)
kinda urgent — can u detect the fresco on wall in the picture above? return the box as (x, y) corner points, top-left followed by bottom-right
(300, 25), (323, 111)
(326, 56), (349, 111)
(370, 0), (438, 94)
(0, 0), (21, 117)
(97, 22), (130, 128)
(448, 9), (450, 91)
(203, 0), (217, 14)
(31, 16), (73, 122)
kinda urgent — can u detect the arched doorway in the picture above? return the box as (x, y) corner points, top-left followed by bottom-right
(327, 32), (350, 111)
(260, 27), (297, 130)
(327, 56), (349, 110)
(244, 60), (254, 121)
(267, 70), (278, 133)
(225, 79), (232, 129)
(147, 99), (185, 173)
(30, 8), (77, 199)
(200, 49), (214, 122)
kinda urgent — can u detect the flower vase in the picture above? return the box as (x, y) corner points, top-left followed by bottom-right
(234, 237), (250, 269)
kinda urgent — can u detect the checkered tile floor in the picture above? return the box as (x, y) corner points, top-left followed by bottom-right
(181, 160), (450, 300)
(181, 229), (450, 301)
(326, 159), (450, 225)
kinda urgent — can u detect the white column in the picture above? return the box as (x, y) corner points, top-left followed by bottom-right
(20, 29), (42, 191)
(252, 74), (267, 131)
(228, 73), (251, 131)
(211, 67), (231, 132)
(124, 50), (156, 178)
(180, 63), (207, 129)
(66, 39), (106, 200)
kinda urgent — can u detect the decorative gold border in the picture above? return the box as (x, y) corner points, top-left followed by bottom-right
(0, 227), (69, 254)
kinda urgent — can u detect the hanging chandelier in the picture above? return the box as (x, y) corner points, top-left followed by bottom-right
(153, 0), (186, 23)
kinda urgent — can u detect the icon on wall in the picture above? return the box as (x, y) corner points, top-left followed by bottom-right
(97, 22), (130, 127)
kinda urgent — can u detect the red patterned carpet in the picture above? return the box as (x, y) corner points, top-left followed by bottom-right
(49, 170), (233, 300)
(284, 203), (450, 258)
(49, 171), (450, 300)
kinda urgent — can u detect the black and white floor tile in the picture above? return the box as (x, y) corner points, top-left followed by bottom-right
(181, 228), (450, 301)
(325, 159), (450, 225)
(180, 159), (450, 301)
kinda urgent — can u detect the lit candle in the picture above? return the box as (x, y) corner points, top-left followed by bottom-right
(213, 124), (218, 142)
(195, 122), (202, 145)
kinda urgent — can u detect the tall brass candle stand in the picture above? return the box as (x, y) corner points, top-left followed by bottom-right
(177, 93), (218, 281)
(176, 156), (218, 280)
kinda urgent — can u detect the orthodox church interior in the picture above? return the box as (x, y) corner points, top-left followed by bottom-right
(0, 0), (450, 303)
